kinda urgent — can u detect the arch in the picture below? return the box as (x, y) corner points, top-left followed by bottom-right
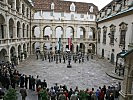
(22, 4), (25, 15)
(27, 43), (30, 53)
(77, 26), (86, 38)
(17, 21), (21, 38)
(90, 27), (96, 40)
(0, 48), (8, 62)
(22, 23), (25, 37)
(23, 43), (26, 52)
(32, 42), (40, 54)
(79, 43), (85, 53)
(89, 43), (95, 54)
(18, 45), (21, 60)
(43, 26), (52, 38)
(66, 26), (74, 38)
(10, 46), (16, 62)
(26, 25), (29, 38)
(0, 14), (5, 39)
(9, 18), (15, 38)
(55, 26), (64, 38)
(32, 25), (40, 38)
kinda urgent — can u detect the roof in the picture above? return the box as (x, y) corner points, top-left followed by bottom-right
(32, 0), (99, 14)
(118, 49), (133, 58)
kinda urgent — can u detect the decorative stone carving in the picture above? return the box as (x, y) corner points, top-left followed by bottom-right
(119, 22), (128, 31)
(110, 24), (116, 32)
(115, 3), (121, 12)
(103, 26), (107, 32)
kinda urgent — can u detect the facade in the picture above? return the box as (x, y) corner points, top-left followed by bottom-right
(96, 0), (133, 64)
(31, 0), (98, 54)
(0, 0), (98, 64)
(0, 0), (34, 64)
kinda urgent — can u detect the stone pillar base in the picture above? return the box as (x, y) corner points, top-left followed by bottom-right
(119, 91), (133, 100)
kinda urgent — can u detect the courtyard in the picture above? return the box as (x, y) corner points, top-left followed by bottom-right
(17, 55), (120, 90)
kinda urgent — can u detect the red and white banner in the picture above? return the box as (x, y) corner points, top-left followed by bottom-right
(68, 38), (72, 50)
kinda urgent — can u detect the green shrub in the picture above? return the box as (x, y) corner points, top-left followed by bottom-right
(39, 89), (49, 100)
(3, 88), (18, 100)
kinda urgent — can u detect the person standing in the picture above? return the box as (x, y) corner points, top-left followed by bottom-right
(20, 86), (27, 100)
(25, 75), (28, 89)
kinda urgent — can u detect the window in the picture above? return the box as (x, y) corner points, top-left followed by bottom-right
(98, 28), (101, 43)
(120, 30), (126, 45)
(110, 31), (115, 44)
(90, 6), (94, 12)
(80, 14), (84, 18)
(110, 24), (116, 45)
(103, 26), (107, 44)
(27, 8), (29, 18)
(70, 3), (75, 12)
(119, 22), (127, 46)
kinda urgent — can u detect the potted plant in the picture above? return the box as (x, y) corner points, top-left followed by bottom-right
(3, 88), (18, 100)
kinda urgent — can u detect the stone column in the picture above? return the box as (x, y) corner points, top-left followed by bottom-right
(52, 26), (56, 38)
(62, 43), (66, 52)
(85, 43), (88, 54)
(74, 26), (77, 38)
(13, 0), (16, 10)
(63, 25), (66, 38)
(52, 43), (55, 53)
(74, 43), (77, 53)
(6, 46), (11, 62)
(85, 25), (89, 39)
(19, 1), (22, 14)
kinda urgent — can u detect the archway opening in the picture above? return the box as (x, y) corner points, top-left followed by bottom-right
(10, 46), (16, 64)
(0, 14), (5, 39)
(90, 27), (96, 40)
(77, 27), (86, 38)
(0, 49), (7, 62)
(9, 18), (14, 38)
(55, 26), (63, 38)
(17, 21), (21, 38)
(22, 23), (25, 37)
(32, 42), (40, 54)
(66, 26), (74, 38)
(43, 26), (52, 39)
(79, 43), (85, 53)
(32, 26), (41, 38)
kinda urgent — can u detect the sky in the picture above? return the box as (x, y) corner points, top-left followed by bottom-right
(64, 0), (113, 10)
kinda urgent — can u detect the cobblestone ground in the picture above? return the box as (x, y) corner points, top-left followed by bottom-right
(17, 55), (121, 90)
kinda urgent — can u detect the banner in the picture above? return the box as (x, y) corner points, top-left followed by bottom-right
(68, 38), (72, 50)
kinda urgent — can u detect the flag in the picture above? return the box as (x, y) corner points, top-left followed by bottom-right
(68, 38), (72, 50)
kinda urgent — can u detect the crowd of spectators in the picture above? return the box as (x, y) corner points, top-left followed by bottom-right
(0, 61), (121, 100)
